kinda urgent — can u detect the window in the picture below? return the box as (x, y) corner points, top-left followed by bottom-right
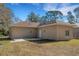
(43, 29), (46, 32)
(65, 30), (69, 36)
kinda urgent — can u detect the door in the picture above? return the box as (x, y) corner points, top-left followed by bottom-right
(39, 29), (42, 38)
(65, 30), (70, 39)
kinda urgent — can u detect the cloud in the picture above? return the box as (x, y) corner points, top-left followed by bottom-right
(59, 5), (79, 15)
(43, 3), (58, 11)
(43, 3), (79, 15)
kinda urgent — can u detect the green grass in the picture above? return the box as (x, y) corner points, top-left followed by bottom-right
(47, 39), (79, 46)
(0, 39), (79, 56)
(0, 40), (11, 46)
(0, 39), (79, 47)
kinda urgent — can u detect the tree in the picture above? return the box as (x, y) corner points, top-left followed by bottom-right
(0, 4), (13, 35)
(74, 7), (79, 23)
(13, 17), (22, 23)
(45, 11), (63, 23)
(67, 11), (75, 24)
(27, 12), (40, 22)
(40, 16), (48, 25)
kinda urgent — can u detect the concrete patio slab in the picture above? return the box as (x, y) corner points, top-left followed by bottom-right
(10, 38), (40, 43)
(10, 39), (25, 43)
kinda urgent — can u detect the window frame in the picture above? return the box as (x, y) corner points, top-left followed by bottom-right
(65, 30), (70, 36)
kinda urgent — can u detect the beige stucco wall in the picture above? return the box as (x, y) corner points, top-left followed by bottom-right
(57, 25), (73, 40)
(10, 27), (38, 39)
(39, 25), (73, 40)
(10, 24), (73, 40)
(73, 28), (79, 39)
(39, 25), (57, 40)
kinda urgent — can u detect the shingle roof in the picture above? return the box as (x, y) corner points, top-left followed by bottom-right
(11, 22), (40, 28)
(39, 22), (75, 28)
(10, 21), (77, 28)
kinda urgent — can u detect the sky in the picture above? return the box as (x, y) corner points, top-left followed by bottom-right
(5, 3), (79, 21)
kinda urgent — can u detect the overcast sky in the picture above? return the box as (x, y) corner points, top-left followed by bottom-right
(5, 3), (79, 21)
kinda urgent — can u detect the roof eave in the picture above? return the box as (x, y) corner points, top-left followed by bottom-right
(39, 23), (74, 28)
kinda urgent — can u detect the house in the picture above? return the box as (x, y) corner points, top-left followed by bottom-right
(39, 22), (74, 40)
(73, 24), (79, 39)
(10, 21), (75, 40)
(10, 22), (39, 39)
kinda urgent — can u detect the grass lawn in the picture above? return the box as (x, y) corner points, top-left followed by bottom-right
(46, 39), (79, 46)
(0, 39), (79, 56)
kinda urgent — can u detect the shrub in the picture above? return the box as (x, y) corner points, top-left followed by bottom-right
(0, 32), (4, 35)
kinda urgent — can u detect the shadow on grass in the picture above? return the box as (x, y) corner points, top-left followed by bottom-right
(0, 38), (11, 41)
(28, 39), (69, 44)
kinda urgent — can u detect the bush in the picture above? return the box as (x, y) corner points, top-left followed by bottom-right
(0, 32), (4, 35)
(3, 31), (9, 36)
